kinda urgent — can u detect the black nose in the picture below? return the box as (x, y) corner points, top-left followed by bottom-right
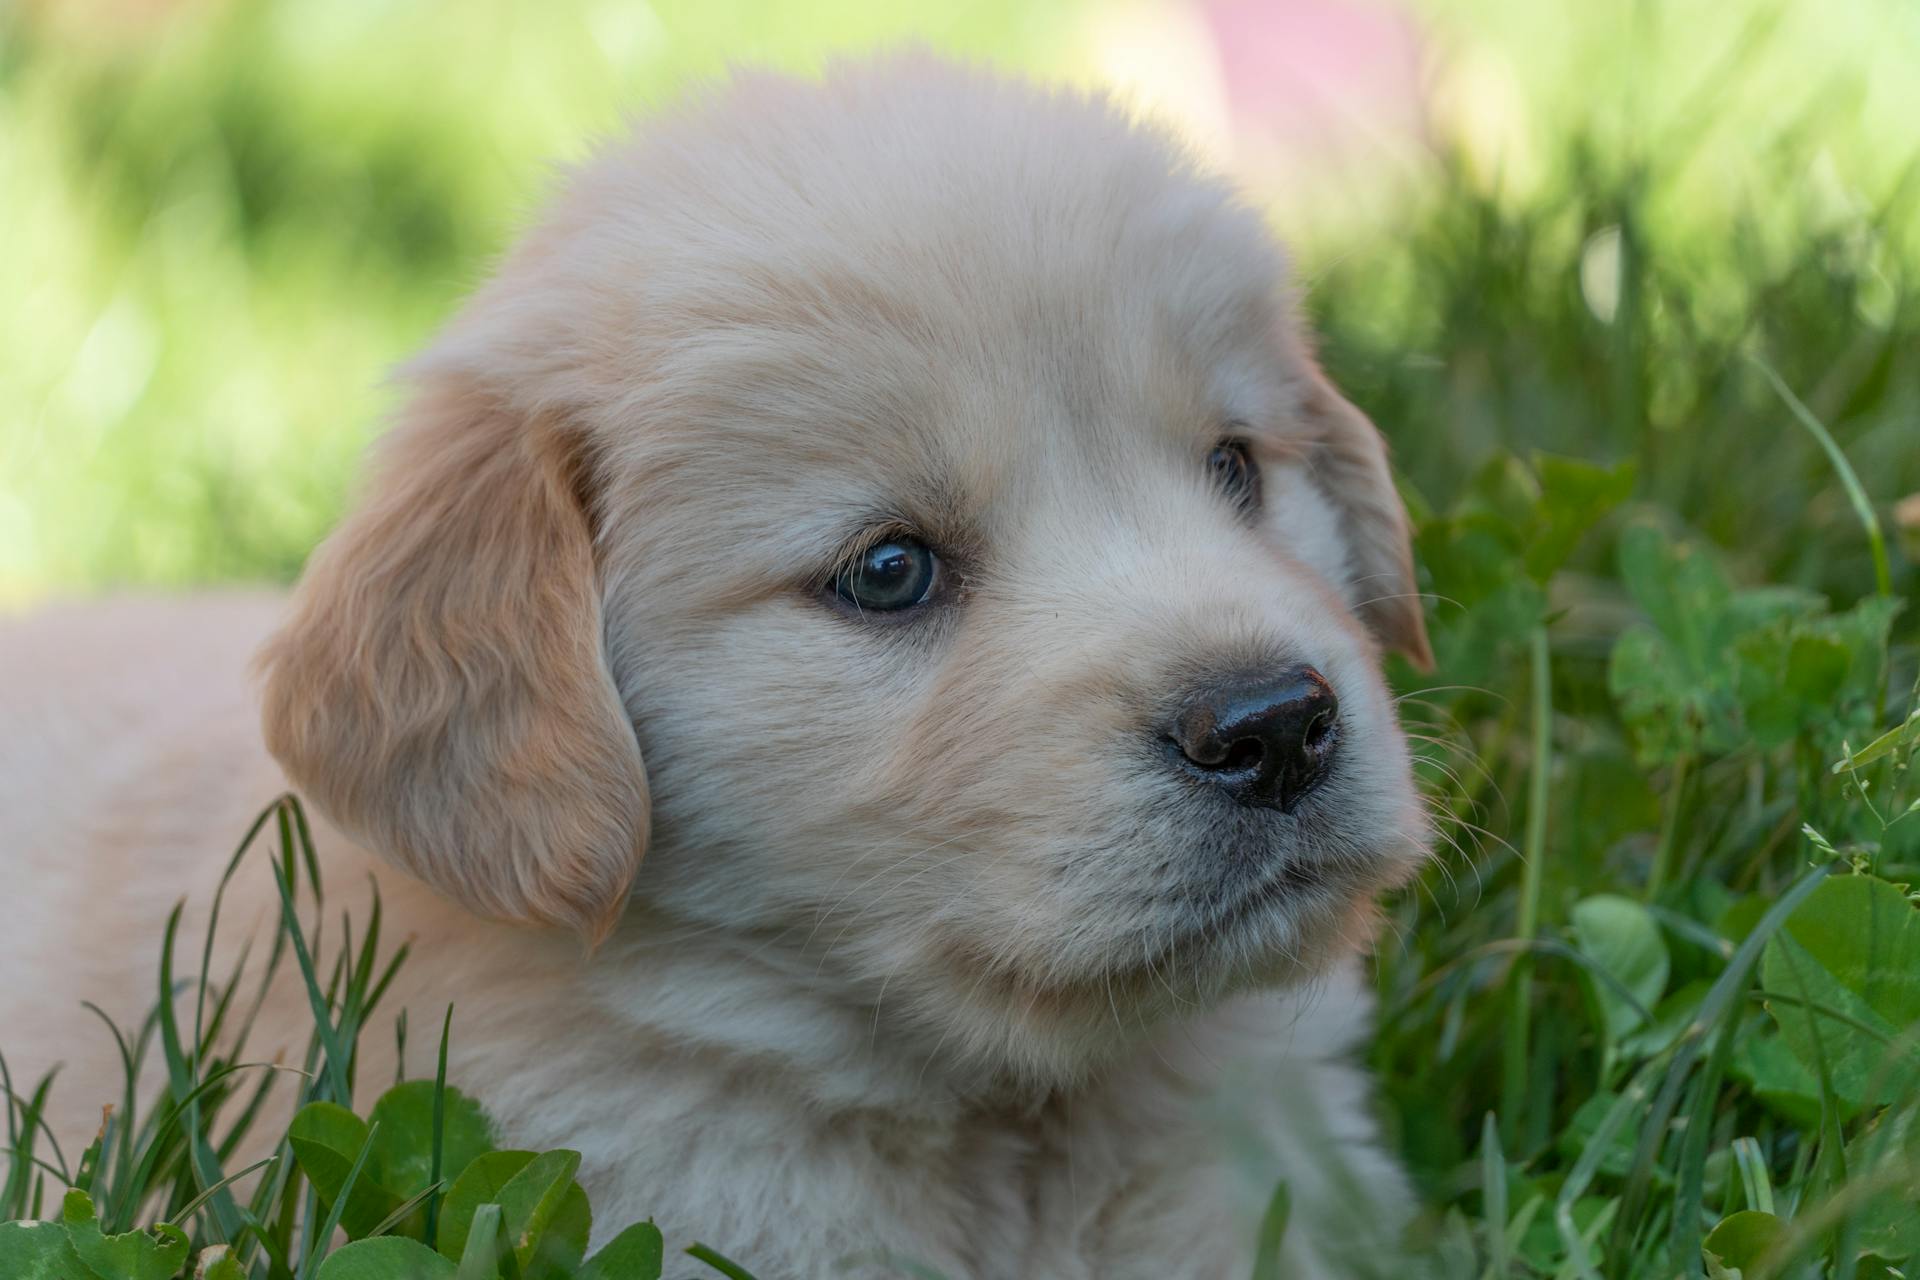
(1167, 668), (1340, 811)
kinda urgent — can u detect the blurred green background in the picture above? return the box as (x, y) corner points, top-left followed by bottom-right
(3, 0), (1915, 605)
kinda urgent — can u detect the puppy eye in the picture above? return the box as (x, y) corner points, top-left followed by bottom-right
(832, 537), (942, 613)
(1208, 438), (1261, 519)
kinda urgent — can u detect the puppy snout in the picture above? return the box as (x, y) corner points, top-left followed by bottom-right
(1166, 667), (1340, 812)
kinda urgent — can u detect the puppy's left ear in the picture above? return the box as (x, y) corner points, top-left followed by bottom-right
(1299, 368), (1434, 672)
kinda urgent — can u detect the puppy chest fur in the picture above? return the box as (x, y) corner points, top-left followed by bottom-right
(415, 915), (1405, 1278)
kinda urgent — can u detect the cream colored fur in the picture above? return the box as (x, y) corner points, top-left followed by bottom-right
(1, 57), (1432, 1278)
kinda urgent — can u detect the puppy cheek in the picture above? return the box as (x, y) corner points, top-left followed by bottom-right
(1318, 657), (1431, 890)
(870, 653), (1143, 932)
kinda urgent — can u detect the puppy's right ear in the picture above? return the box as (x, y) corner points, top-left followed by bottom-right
(258, 377), (649, 943)
(1297, 367), (1434, 673)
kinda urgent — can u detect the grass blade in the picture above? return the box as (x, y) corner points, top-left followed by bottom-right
(1251, 1178), (1293, 1280)
(687, 1241), (763, 1280)
(1480, 1114), (1509, 1280)
(1750, 353), (1893, 600)
(427, 1005), (454, 1250)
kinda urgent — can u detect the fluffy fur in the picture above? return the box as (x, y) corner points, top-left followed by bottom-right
(0, 57), (1432, 1277)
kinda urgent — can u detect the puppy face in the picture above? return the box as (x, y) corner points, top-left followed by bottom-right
(261, 60), (1431, 1085)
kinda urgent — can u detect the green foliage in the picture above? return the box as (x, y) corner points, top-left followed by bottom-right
(1569, 894), (1669, 1071)
(1379, 467), (1919, 1280)
(1703, 1209), (1785, 1277)
(1761, 876), (1920, 1120)
(0, 1190), (189, 1280)
(435, 1150), (591, 1278)
(62, 1190), (191, 1280)
(0, 1220), (92, 1279)
(575, 1224), (666, 1280)
(287, 1082), (495, 1242)
(1373, 481), (1918, 1274)
(315, 1238), (455, 1280)
(1607, 523), (1898, 764)
(0, 799), (726, 1280)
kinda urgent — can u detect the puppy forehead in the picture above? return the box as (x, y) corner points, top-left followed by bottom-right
(620, 261), (1282, 569)
(569, 71), (1312, 542)
(596, 60), (1294, 353)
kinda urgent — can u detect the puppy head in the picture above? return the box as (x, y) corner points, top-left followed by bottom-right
(261, 58), (1431, 1081)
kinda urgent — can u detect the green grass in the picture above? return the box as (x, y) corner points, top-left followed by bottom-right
(0, 798), (708, 1280)
(4, 0), (1920, 1276)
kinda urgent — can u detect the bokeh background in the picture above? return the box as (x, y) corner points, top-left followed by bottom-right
(4, 0), (1916, 604)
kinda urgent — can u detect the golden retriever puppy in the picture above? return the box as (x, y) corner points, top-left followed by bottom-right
(0, 56), (1432, 1278)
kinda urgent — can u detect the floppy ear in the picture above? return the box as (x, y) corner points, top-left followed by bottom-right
(1298, 368), (1434, 672)
(258, 377), (649, 942)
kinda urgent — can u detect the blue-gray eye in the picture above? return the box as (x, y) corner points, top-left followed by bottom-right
(834, 538), (940, 612)
(1208, 438), (1261, 518)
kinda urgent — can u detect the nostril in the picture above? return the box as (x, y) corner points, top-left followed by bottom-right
(1302, 709), (1335, 751)
(1218, 736), (1265, 774)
